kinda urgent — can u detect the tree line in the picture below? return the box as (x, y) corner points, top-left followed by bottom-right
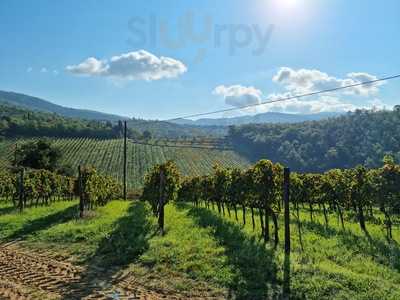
(0, 104), (224, 140)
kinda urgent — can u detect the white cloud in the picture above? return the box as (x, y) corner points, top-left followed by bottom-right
(26, 67), (33, 73)
(213, 85), (262, 108)
(213, 86), (372, 115)
(40, 67), (48, 73)
(66, 57), (106, 76)
(262, 94), (357, 114)
(66, 50), (187, 81)
(273, 67), (383, 96)
(53, 70), (59, 75)
(343, 72), (382, 96)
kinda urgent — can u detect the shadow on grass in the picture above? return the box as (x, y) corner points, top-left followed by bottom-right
(61, 201), (156, 300)
(302, 220), (400, 272)
(0, 204), (18, 216)
(5, 204), (78, 241)
(177, 203), (279, 300)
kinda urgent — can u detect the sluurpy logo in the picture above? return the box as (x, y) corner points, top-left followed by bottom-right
(127, 11), (274, 63)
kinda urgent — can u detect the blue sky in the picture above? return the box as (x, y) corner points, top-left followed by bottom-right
(0, 0), (399, 119)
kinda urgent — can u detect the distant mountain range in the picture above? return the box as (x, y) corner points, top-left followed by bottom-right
(0, 90), (343, 126)
(171, 111), (343, 126)
(0, 90), (126, 121)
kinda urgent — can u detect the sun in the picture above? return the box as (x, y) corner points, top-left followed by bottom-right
(254, 0), (310, 27)
(276, 0), (300, 12)
(281, 0), (299, 8)
(264, 0), (305, 20)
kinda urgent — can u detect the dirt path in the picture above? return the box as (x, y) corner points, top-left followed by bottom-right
(0, 242), (209, 300)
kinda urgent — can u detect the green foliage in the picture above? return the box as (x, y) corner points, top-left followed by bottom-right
(79, 166), (122, 207)
(0, 169), (75, 208)
(0, 102), (224, 140)
(0, 104), (126, 139)
(141, 161), (181, 215)
(16, 139), (62, 171)
(177, 177), (201, 204)
(0, 171), (15, 201)
(228, 109), (400, 171)
(177, 158), (400, 240)
(251, 160), (283, 211)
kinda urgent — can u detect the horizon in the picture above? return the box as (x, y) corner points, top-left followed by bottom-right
(0, 0), (399, 120)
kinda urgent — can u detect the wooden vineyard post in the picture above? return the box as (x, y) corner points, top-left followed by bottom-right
(123, 120), (127, 200)
(18, 168), (24, 212)
(158, 169), (166, 235)
(78, 165), (84, 218)
(284, 167), (291, 255)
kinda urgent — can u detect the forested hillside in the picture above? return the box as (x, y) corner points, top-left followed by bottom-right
(228, 108), (400, 172)
(0, 104), (129, 138)
(0, 90), (125, 121)
(0, 103), (225, 139)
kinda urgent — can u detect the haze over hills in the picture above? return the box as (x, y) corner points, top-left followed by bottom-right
(0, 90), (127, 121)
(1, 90), (345, 128)
(171, 111), (343, 126)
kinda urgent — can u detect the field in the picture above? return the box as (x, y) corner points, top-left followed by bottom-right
(0, 200), (399, 299)
(0, 138), (249, 189)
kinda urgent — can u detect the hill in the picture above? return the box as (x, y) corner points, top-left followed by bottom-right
(228, 108), (400, 172)
(0, 93), (226, 139)
(0, 138), (249, 189)
(0, 104), (128, 139)
(0, 91), (127, 121)
(127, 118), (226, 138)
(171, 111), (342, 126)
(0, 90), (126, 121)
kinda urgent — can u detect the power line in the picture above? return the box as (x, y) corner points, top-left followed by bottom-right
(129, 74), (400, 126)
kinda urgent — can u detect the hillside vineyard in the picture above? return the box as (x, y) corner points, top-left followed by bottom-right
(0, 138), (249, 189)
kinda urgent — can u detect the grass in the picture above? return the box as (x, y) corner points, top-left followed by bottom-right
(0, 200), (400, 299)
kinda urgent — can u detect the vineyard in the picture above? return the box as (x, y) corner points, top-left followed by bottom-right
(142, 157), (400, 245)
(1, 138), (400, 299)
(0, 138), (249, 189)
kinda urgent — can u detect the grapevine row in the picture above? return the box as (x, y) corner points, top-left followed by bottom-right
(142, 157), (400, 244)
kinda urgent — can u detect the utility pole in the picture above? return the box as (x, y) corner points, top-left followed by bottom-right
(123, 120), (127, 200)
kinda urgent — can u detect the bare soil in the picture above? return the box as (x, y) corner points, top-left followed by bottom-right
(0, 241), (220, 300)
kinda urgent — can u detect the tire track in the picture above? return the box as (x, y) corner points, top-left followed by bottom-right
(0, 244), (222, 300)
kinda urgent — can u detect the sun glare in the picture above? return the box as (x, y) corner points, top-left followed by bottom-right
(281, 0), (299, 9)
(255, 0), (310, 26)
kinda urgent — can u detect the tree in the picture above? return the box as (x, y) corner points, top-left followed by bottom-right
(16, 139), (62, 172)
(142, 130), (152, 141)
